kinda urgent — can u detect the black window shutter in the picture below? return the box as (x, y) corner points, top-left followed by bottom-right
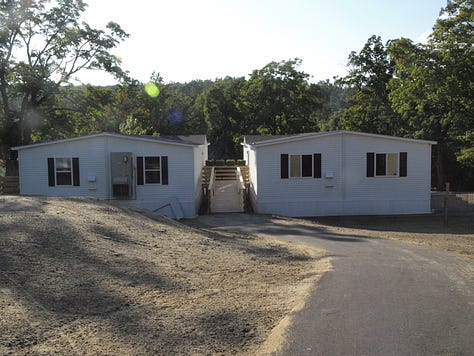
(376, 154), (386, 176)
(399, 152), (407, 177)
(72, 157), (80, 186)
(366, 152), (375, 177)
(280, 154), (289, 179)
(47, 158), (55, 186)
(137, 156), (144, 185)
(301, 155), (312, 177)
(161, 156), (168, 185)
(313, 153), (322, 178)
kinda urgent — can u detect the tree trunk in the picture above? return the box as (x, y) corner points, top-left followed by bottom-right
(435, 144), (446, 190)
(5, 149), (19, 176)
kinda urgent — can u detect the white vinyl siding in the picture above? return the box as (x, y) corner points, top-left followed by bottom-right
(255, 135), (342, 216)
(193, 145), (207, 214)
(105, 137), (197, 217)
(247, 132), (432, 217)
(16, 134), (207, 218)
(243, 145), (258, 211)
(343, 135), (430, 214)
(18, 137), (106, 198)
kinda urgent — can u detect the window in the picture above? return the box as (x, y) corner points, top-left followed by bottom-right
(136, 156), (169, 185)
(47, 157), (80, 186)
(367, 152), (407, 177)
(145, 156), (161, 184)
(387, 153), (398, 176)
(290, 154), (313, 177)
(281, 153), (321, 179)
(56, 158), (72, 185)
(376, 153), (398, 176)
(290, 155), (302, 177)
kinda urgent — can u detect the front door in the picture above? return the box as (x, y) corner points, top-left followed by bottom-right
(110, 152), (133, 199)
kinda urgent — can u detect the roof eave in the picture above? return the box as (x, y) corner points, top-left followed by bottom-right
(244, 130), (437, 147)
(12, 132), (203, 150)
(245, 131), (334, 147)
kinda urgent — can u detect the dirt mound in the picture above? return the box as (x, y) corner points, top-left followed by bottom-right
(0, 196), (329, 355)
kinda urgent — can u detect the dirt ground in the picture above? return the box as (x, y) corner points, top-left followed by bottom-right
(2, 196), (472, 355)
(310, 213), (474, 260)
(0, 196), (329, 355)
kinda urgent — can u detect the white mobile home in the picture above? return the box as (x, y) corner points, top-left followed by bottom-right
(13, 133), (208, 219)
(242, 131), (436, 217)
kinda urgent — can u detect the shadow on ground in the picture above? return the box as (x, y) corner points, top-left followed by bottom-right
(311, 212), (474, 235)
(1, 197), (327, 354)
(189, 213), (374, 243)
(0, 203), (183, 354)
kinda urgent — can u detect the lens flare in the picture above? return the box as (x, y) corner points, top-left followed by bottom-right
(144, 83), (160, 98)
(168, 109), (183, 125)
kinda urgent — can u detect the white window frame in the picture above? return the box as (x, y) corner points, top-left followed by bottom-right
(55, 157), (73, 186)
(290, 154), (313, 178)
(144, 156), (161, 184)
(375, 153), (399, 177)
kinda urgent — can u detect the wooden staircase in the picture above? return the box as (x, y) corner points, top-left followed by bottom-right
(239, 166), (249, 186)
(215, 166), (237, 181)
(200, 165), (250, 213)
(212, 180), (242, 213)
(201, 166), (213, 188)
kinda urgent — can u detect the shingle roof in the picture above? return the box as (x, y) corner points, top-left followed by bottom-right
(12, 132), (207, 150)
(243, 131), (437, 147)
(140, 134), (207, 146)
(243, 134), (297, 144)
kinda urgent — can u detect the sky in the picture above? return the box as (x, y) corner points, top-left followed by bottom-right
(77, 0), (447, 85)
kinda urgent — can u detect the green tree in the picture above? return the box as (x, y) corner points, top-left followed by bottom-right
(118, 75), (205, 137)
(0, 0), (128, 174)
(171, 80), (213, 134)
(314, 79), (351, 131)
(195, 77), (246, 158)
(240, 58), (322, 135)
(337, 35), (405, 135)
(152, 83), (195, 136)
(388, 0), (474, 189)
(195, 59), (323, 158)
(31, 84), (121, 142)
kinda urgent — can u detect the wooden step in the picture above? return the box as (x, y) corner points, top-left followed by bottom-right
(214, 167), (237, 181)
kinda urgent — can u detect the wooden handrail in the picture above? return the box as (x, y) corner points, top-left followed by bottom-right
(236, 167), (246, 191)
(207, 167), (215, 191)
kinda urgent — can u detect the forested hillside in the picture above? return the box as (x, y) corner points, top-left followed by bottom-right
(1, 0), (472, 189)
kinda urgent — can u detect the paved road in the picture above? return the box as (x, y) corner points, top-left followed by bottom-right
(196, 213), (474, 356)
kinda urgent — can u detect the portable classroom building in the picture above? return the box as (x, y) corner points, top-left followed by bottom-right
(242, 130), (436, 217)
(12, 132), (208, 219)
